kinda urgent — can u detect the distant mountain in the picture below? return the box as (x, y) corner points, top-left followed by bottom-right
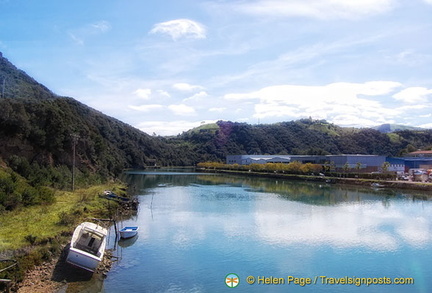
(372, 123), (423, 133)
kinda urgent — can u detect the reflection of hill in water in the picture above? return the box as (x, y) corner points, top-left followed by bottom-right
(121, 171), (212, 192)
(122, 171), (430, 206)
(196, 174), (429, 206)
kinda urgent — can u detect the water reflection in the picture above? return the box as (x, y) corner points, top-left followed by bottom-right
(122, 172), (432, 252)
(104, 171), (432, 292)
(253, 198), (432, 251)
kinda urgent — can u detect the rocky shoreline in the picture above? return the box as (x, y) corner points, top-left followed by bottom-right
(16, 246), (116, 293)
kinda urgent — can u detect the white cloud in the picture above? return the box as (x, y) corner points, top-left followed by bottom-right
(226, 0), (395, 20)
(150, 19), (206, 40)
(419, 123), (432, 129)
(423, 0), (432, 5)
(128, 104), (164, 112)
(209, 107), (226, 113)
(136, 120), (218, 136)
(168, 104), (196, 116)
(392, 87), (432, 103)
(225, 81), (403, 125)
(183, 91), (209, 102)
(156, 90), (171, 98)
(134, 88), (152, 100)
(225, 81), (400, 103)
(332, 115), (385, 128)
(173, 82), (204, 91)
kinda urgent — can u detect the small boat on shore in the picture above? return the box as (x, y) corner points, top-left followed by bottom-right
(66, 222), (107, 272)
(119, 226), (139, 239)
(371, 183), (385, 188)
(102, 190), (130, 202)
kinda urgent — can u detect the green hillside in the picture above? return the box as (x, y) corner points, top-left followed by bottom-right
(0, 53), (186, 185)
(175, 120), (432, 161)
(372, 123), (423, 133)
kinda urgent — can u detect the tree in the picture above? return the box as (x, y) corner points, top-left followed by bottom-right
(381, 162), (390, 173)
(343, 163), (350, 174)
(355, 162), (362, 172)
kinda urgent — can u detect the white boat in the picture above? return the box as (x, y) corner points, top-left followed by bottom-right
(66, 222), (107, 272)
(119, 226), (139, 239)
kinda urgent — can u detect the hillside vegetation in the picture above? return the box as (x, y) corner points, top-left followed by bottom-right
(176, 120), (432, 162)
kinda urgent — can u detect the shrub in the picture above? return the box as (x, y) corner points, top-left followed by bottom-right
(37, 186), (55, 204)
(57, 211), (76, 226)
(24, 234), (37, 245)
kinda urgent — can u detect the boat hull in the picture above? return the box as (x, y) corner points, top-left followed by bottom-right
(66, 248), (103, 272)
(119, 226), (139, 239)
(66, 222), (107, 272)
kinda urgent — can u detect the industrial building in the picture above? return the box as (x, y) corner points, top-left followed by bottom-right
(226, 154), (386, 172)
(227, 153), (432, 176)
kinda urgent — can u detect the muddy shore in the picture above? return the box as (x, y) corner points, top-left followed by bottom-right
(15, 245), (115, 293)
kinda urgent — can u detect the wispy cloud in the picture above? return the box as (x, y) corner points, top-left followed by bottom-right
(209, 107), (226, 113)
(69, 20), (111, 45)
(91, 21), (111, 33)
(173, 82), (204, 91)
(168, 104), (196, 116)
(150, 19), (206, 41)
(220, 0), (396, 20)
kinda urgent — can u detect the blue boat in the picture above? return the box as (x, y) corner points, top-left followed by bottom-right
(119, 226), (139, 239)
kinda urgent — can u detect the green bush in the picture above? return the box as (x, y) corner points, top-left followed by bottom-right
(37, 186), (55, 204)
(57, 211), (76, 226)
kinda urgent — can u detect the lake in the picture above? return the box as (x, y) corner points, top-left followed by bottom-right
(101, 171), (432, 292)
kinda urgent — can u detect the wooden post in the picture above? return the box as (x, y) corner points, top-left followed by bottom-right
(70, 134), (79, 191)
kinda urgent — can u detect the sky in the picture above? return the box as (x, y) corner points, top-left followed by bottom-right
(1, 0), (432, 136)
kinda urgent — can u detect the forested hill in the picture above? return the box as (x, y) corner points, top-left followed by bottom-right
(175, 120), (432, 162)
(0, 52), (54, 100)
(0, 53), (183, 184)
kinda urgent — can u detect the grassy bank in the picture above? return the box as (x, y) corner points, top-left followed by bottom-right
(0, 182), (127, 286)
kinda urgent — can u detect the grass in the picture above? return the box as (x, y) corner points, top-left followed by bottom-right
(0, 182), (127, 286)
(0, 183), (125, 251)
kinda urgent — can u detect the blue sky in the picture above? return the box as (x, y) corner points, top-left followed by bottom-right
(1, 0), (432, 135)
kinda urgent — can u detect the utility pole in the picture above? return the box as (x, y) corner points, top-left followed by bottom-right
(1, 77), (5, 98)
(71, 133), (80, 191)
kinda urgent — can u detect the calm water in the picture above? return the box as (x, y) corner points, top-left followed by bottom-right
(102, 171), (432, 292)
